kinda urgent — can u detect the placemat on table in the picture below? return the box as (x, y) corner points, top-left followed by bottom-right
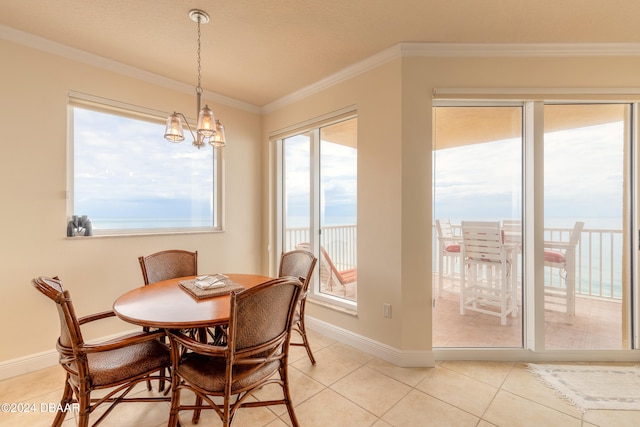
(179, 277), (245, 300)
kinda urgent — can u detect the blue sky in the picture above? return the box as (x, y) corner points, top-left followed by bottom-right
(434, 121), (624, 229)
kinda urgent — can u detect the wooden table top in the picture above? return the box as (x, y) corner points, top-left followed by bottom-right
(113, 274), (271, 329)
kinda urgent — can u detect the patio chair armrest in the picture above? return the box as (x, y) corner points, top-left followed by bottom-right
(81, 329), (167, 353)
(78, 310), (116, 325)
(544, 241), (573, 250)
(167, 329), (228, 356)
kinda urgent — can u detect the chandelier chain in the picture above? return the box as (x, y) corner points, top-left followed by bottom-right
(164, 9), (225, 148)
(196, 15), (202, 94)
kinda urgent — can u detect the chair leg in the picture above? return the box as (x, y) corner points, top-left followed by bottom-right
(460, 262), (467, 315)
(565, 266), (576, 325)
(297, 318), (316, 365)
(159, 367), (166, 392)
(52, 375), (74, 427)
(281, 365), (300, 427)
(222, 394), (233, 427)
(192, 396), (203, 424)
(438, 244), (445, 296)
(77, 390), (90, 427)
(189, 327), (210, 423)
(167, 386), (181, 427)
(500, 266), (507, 326)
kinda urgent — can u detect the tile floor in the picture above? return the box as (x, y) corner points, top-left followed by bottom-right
(1, 330), (638, 427)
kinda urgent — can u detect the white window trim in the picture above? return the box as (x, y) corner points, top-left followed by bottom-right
(433, 95), (640, 358)
(66, 91), (225, 237)
(274, 108), (358, 312)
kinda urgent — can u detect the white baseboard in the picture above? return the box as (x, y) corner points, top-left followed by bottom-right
(0, 322), (437, 381)
(305, 317), (435, 368)
(0, 329), (142, 381)
(0, 350), (59, 381)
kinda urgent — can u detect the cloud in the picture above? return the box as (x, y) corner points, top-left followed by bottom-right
(283, 137), (357, 225)
(73, 108), (214, 220)
(434, 121), (624, 223)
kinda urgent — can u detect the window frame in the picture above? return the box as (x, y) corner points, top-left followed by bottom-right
(273, 109), (358, 311)
(66, 92), (225, 237)
(432, 96), (639, 354)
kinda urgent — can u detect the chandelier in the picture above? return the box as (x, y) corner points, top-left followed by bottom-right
(164, 9), (226, 149)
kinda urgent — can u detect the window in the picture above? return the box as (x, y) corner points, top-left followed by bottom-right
(67, 94), (223, 235)
(277, 114), (358, 307)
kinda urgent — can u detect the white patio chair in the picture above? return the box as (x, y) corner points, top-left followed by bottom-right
(460, 221), (518, 325)
(544, 221), (584, 324)
(435, 219), (462, 295)
(502, 219), (522, 247)
(502, 218), (523, 297)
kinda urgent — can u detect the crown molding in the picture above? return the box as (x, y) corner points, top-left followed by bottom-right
(264, 42), (640, 113)
(5, 23), (640, 115)
(0, 24), (261, 114)
(262, 44), (403, 114)
(400, 42), (640, 57)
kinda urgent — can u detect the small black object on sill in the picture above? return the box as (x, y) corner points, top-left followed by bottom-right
(67, 215), (92, 237)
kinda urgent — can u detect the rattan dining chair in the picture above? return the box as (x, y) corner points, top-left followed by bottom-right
(138, 249), (198, 285)
(32, 276), (171, 427)
(279, 249), (318, 364)
(167, 277), (303, 427)
(138, 249), (199, 389)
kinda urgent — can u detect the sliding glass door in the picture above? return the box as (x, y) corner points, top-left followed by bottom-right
(433, 101), (634, 351)
(432, 105), (523, 347)
(543, 104), (630, 350)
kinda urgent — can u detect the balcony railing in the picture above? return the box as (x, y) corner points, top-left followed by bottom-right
(285, 224), (623, 302)
(434, 224), (623, 301)
(285, 225), (357, 272)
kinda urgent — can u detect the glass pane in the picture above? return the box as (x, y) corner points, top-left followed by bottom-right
(320, 118), (358, 302)
(433, 106), (523, 348)
(543, 104), (630, 350)
(282, 133), (311, 252)
(73, 107), (215, 232)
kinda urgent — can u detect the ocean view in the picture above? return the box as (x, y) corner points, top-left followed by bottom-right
(91, 217), (214, 230)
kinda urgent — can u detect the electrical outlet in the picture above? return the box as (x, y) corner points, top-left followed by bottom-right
(383, 303), (392, 318)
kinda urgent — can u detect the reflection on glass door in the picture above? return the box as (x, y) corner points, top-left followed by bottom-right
(282, 132), (311, 254)
(543, 104), (630, 350)
(319, 120), (358, 301)
(281, 117), (358, 304)
(432, 105), (523, 348)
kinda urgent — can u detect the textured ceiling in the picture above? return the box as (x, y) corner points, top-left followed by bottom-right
(2, 0), (640, 107)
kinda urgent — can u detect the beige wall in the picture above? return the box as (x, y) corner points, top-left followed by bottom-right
(262, 59), (425, 350)
(262, 52), (640, 355)
(261, 58), (436, 353)
(0, 39), (262, 363)
(5, 35), (640, 368)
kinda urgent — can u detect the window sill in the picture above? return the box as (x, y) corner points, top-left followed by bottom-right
(65, 228), (224, 239)
(307, 296), (358, 317)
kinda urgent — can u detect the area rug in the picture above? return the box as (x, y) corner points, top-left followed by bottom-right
(527, 364), (640, 412)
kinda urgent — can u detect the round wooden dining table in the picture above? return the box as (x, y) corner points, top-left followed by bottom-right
(113, 274), (271, 329)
